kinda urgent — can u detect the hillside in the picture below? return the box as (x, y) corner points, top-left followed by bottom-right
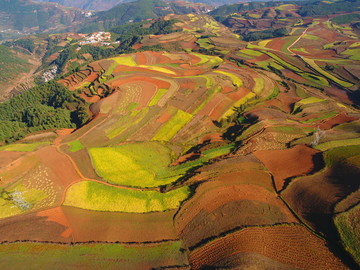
(0, 0), (88, 40)
(0, 45), (40, 101)
(0, 4), (360, 270)
(79, 0), (213, 32)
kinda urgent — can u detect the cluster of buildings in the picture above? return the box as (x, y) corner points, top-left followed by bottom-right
(42, 65), (58, 82)
(78, 32), (114, 46)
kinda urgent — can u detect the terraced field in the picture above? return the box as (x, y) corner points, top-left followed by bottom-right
(0, 11), (359, 270)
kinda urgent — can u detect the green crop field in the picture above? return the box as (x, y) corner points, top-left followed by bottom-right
(301, 57), (353, 87)
(0, 241), (187, 269)
(240, 49), (263, 57)
(214, 70), (243, 87)
(67, 140), (84, 152)
(221, 92), (256, 119)
(262, 51), (302, 72)
(315, 138), (360, 151)
(323, 145), (360, 167)
(293, 97), (326, 112)
(0, 184), (47, 219)
(253, 78), (265, 95)
(334, 204), (360, 264)
(302, 112), (338, 123)
(342, 48), (360, 61)
(152, 109), (193, 141)
(112, 55), (137, 66)
(148, 88), (168, 106)
(89, 142), (174, 187)
(190, 53), (223, 67)
(63, 181), (190, 213)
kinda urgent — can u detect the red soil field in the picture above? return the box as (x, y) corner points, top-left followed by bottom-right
(135, 52), (147, 65)
(35, 146), (82, 187)
(0, 210), (71, 243)
(319, 114), (357, 130)
(37, 207), (72, 238)
(189, 225), (348, 270)
(254, 144), (321, 191)
(282, 166), (359, 236)
(62, 206), (178, 243)
(227, 87), (250, 102)
(109, 76), (170, 89)
(176, 181), (296, 236)
(157, 109), (173, 124)
(135, 81), (158, 108)
(0, 152), (25, 168)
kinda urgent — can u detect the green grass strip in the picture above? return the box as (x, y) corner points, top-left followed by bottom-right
(302, 112), (338, 123)
(214, 70), (243, 87)
(323, 145), (360, 167)
(253, 78), (264, 95)
(152, 109), (193, 141)
(301, 57), (353, 87)
(334, 204), (360, 264)
(0, 241), (186, 269)
(315, 138), (360, 151)
(149, 89), (167, 106)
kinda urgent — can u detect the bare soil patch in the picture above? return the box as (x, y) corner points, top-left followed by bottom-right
(254, 144), (321, 191)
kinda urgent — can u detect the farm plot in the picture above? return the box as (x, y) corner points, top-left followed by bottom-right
(152, 109), (193, 142)
(0, 207), (71, 243)
(281, 164), (359, 236)
(175, 177), (297, 248)
(62, 206), (178, 242)
(0, 241), (188, 270)
(334, 203), (360, 264)
(254, 144), (321, 191)
(89, 142), (173, 187)
(63, 181), (190, 213)
(0, 142), (51, 152)
(189, 225), (348, 270)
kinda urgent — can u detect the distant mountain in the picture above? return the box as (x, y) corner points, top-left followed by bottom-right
(210, 0), (360, 18)
(33, 0), (240, 10)
(0, 0), (87, 40)
(33, 0), (132, 11)
(79, 0), (213, 32)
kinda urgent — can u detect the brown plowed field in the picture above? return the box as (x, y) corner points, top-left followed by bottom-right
(189, 225), (348, 270)
(63, 206), (178, 242)
(282, 165), (360, 236)
(179, 199), (294, 248)
(64, 148), (100, 180)
(175, 181), (297, 242)
(0, 209), (72, 243)
(254, 144), (321, 191)
(210, 252), (301, 269)
(319, 114), (357, 130)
